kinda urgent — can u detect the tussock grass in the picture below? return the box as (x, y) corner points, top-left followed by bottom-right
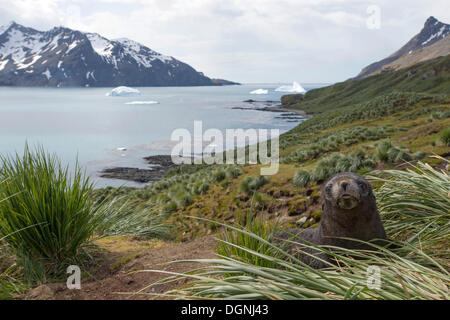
(0, 242), (24, 300)
(239, 175), (269, 195)
(293, 170), (310, 188)
(373, 141), (419, 163)
(147, 160), (449, 300)
(0, 146), (104, 275)
(0, 145), (172, 282)
(0, 182), (25, 299)
(368, 158), (450, 262)
(439, 127), (450, 146)
(216, 206), (283, 269)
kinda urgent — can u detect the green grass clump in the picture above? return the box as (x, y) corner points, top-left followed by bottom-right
(226, 166), (243, 178)
(0, 185), (25, 299)
(373, 141), (419, 163)
(239, 175), (270, 195)
(171, 189), (193, 208)
(0, 146), (171, 282)
(0, 244), (24, 300)
(0, 146), (107, 275)
(163, 201), (178, 213)
(100, 200), (172, 240)
(310, 151), (375, 182)
(215, 213), (284, 269)
(439, 127), (450, 146)
(213, 169), (227, 182)
(293, 170), (311, 187)
(368, 159), (449, 259)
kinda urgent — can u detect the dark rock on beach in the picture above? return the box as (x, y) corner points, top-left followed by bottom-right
(99, 155), (177, 183)
(234, 99), (308, 120)
(243, 99), (278, 103)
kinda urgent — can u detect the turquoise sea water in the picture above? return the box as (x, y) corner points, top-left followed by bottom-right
(0, 83), (325, 187)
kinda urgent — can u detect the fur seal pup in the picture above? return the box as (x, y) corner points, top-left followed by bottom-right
(277, 172), (388, 268)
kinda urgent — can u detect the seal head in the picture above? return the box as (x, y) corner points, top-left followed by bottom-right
(323, 172), (371, 210)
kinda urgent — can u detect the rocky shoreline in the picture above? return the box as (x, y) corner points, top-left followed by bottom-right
(232, 99), (308, 121)
(99, 155), (177, 183)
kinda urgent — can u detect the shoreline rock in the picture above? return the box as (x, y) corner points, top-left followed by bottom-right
(234, 100), (309, 121)
(99, 155), (177, 183)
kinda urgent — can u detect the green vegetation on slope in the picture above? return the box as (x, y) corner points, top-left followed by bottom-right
(286, 55), (450, 114)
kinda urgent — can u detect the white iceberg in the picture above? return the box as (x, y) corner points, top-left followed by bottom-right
(125, 101), (159, 105)
(106, 86), (141, 97)
(275, 81), (306, 93)
(250, 88), (268, 94)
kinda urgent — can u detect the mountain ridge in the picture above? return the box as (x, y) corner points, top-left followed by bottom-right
(356, 16), (450, 79)
(0, 21), (239, 87)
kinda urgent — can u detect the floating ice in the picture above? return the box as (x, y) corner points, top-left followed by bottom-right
(125, 100), (159, 105)
(275, 81), (306, 93)
(106, 86), (141, 97)
(250, 88), (268, 94)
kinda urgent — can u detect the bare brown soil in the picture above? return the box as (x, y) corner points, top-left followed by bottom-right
(25, 236), (216, 300)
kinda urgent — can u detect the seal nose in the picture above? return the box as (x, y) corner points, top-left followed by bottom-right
(341, 181), (348, 191)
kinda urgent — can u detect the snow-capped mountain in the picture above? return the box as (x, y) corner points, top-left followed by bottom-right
(356, 16), (450, 78)
(0, 22), (238, 87)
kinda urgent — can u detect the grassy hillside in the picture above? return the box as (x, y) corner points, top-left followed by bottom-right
(285, 55), (450, 114)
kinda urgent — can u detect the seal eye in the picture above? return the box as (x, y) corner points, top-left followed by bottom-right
(358, 181), (367, 194)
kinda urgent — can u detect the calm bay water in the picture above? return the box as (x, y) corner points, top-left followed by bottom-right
(0, 83), (324, 187)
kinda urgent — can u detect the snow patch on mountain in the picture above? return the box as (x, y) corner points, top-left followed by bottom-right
(115, 37), (173, 66)
(87, 33), (113, 56)
(16, 54), (41, 69)
(86, 71), (96, 80)
(42, 68), (51, 80)
(0, 60), (9, 71)
(422, 25), (449, 46)
(66, 40), (81, 53)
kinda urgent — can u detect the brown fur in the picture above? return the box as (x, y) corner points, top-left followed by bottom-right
(277, 172), (387, 268)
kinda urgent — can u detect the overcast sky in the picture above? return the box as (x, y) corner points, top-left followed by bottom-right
(0, 0), (449, 83)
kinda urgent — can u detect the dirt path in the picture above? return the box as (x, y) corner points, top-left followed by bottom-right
(27, 236), (216, 300)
